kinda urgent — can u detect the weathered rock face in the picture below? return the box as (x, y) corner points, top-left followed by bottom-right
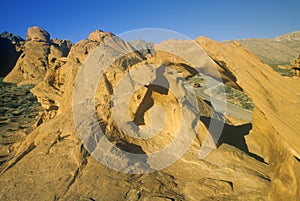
(4, 27), (51, 84)
(26, 26), (50, 42)
(291, 54), (300, 77)
(291, 54), (300, 68)
(88, 29), (115, 43)
(48, 39), (72, 69)
(0, 32), (24, 77)
(4, 27), (72, 85)
(196, 36), (300, 200)
(152, 40), (241, 89)
(129, 40), (155, 56)
(30, 30), (114, 124)
(0, 30), (273, 200)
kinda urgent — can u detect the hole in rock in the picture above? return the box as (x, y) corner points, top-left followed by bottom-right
(133, 84), (169, 126)
(133, 66), (170, 126)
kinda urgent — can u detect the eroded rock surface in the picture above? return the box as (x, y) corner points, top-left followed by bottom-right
(4, 26), (72, 85)
(291, 54), (300, 77)
(1, 28), (298, 200)
(197, 36), (300, 200)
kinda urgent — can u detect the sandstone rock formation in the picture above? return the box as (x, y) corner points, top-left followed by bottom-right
(151, 40), (241, 89)
(30, 29), (118, 125)
(291, 54), (300, 67)
(197, 36), (300, 200)
(129, 40), (155, 56)
(0, 32), (24, 77)
(4, 26), (72, 85)
(88, 29), (115, 43)
(1, 28), (299, 200)
(48, 38), (72, 69)
(291, 54), (300, 77)
(26, 26), (50, 42)
(275, 54), (300, 77)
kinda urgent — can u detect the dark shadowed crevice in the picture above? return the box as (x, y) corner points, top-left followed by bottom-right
(133, 66), (169, 126)
(133, 84), (169, 125)
(0, 38), (21, 77)
(116, 141), (146, 155)
(133, 85), (154, 126)
(200, 116), (266, 163)
(116, 141), (149, 166)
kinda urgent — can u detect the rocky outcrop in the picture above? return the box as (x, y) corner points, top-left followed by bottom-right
(26, 26), (50, 42)
(48, 39), (72, 69)
(4, 26), (51, 84)
(0, 32), (24, 77)
(88, 29), (115, 43)
(152, 40), (242, 89)
(0, 29), (273, 200)
(4, 27), (72, 85)
(31, 30), (115, 123)
(291, 54), (300, 77)
(197, 36), (300, 200)
(129, 40), (155, 56)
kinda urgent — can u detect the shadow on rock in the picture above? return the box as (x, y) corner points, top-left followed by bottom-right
(200, 116), (266, 163)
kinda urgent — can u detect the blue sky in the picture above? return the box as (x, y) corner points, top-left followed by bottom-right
(1, 0), (299, 43)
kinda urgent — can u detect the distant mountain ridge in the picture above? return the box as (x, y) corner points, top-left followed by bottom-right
(273, 31), (300, 42)
(223, 31), (300, 67)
